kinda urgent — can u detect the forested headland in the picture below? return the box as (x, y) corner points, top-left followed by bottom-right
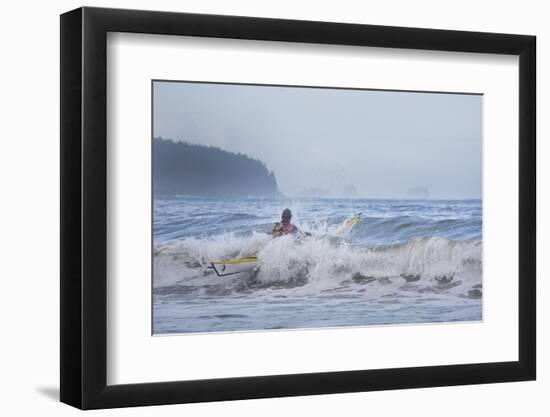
(153, 138), (280, 197)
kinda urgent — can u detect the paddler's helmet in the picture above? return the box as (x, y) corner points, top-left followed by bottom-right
(282, 208), (292, 220)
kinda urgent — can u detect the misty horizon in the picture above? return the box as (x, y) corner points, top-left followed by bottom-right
(153, 81), (482, 200)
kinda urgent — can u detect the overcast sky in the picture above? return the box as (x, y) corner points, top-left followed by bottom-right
(153, 81), (482, 199)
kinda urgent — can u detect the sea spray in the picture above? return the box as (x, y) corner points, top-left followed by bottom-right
(154, 233), (481, 297)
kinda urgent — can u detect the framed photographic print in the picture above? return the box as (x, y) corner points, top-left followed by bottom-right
(60, 6), (536, 409)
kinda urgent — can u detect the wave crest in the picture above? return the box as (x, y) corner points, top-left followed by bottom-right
(153, 234), (482, 299)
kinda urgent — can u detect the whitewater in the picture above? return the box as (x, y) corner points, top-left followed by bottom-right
(153, 196), (482, 334)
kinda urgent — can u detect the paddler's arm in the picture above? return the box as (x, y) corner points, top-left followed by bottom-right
(272, 222), (282, 237)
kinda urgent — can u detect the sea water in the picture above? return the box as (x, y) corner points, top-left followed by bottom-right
(153, 197), (482, 334)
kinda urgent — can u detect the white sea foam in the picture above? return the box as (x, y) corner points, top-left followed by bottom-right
(154, 232), (482, 300)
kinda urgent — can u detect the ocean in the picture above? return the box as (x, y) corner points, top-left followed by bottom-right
(153, 196), (482, 334)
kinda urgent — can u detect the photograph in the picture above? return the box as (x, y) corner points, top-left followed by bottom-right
(152, 80), (483, 335)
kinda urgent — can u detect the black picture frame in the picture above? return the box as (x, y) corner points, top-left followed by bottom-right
(60, 6), (536, 410)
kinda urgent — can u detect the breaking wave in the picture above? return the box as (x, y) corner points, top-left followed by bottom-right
(153, 233), (482, 299)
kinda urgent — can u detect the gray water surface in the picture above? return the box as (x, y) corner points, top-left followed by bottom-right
(153, 197), (482, 334)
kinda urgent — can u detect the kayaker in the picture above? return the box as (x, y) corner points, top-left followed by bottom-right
(272, 208), (298, 237)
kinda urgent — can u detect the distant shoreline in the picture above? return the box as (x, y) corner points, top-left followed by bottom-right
(153, 138), (281, 198)
(153, 193), (481, 202)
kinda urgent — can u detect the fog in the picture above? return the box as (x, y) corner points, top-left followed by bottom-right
(153, 81), (482, 199)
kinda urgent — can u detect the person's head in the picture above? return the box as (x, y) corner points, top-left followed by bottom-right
(281, 208), (292, 224)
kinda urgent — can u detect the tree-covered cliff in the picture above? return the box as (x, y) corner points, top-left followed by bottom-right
(153, 138), (280, 197)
